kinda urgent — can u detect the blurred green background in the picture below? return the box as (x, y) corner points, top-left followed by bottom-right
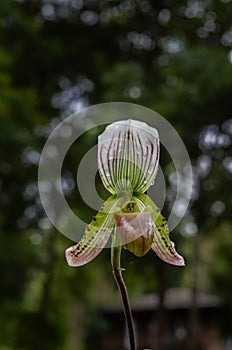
(1, 0), (232, 349)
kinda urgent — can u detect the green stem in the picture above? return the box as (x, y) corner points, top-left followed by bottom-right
(111, 230), (136, 350)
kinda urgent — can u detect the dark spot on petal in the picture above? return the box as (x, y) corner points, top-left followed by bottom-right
(150, 141), (154, 154)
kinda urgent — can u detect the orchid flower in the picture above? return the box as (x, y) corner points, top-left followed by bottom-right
(66, 119), (185, 267)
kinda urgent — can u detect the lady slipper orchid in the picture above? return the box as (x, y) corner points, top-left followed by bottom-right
(66, 119), (185, 267)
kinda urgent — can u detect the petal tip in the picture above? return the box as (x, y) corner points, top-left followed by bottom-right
(65, 245), (78, 267)
(167, 249), (186, 267)
(174, 255), (185, 267)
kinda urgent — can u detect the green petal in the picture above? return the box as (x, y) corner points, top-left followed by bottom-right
(134, 193), (185, 266)
(98, 120), (159, 194)
(65, 195), (119, 267)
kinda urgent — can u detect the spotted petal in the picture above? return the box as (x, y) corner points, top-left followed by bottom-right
(66, 195), (119, 266)
(98, 119), (159, 194)
(133, 193), (185, 266)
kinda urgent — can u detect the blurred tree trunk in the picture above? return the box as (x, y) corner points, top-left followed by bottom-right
(155, 262), (168, 350)
(68, 302), (85, 350)
(40, 231), (58, 314)
(189, 229), (202, 350)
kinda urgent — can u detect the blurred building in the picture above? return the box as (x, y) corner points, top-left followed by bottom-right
(98, 288), (225, 350)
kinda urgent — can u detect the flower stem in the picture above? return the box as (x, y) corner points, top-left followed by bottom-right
(111, 230), (136, 350)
